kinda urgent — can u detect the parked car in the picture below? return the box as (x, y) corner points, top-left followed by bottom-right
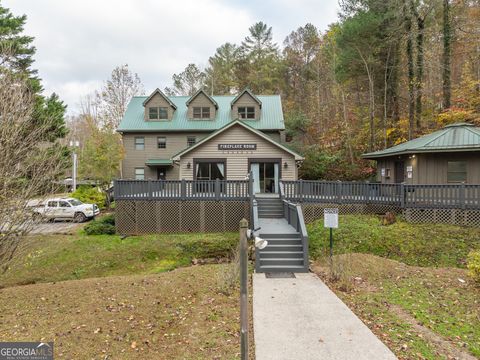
(32, 198), (100, 222)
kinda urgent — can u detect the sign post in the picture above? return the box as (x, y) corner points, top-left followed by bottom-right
(324, 208), (339, 260)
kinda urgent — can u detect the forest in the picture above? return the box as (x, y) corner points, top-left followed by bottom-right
(2, 0), (477, 183)
(160, 0), (480, 180)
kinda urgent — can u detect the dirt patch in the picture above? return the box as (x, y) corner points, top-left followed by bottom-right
(0, 265), (246, 359)
(388, 303), (477, 360)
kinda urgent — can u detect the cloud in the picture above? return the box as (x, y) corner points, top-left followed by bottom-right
(3, 0), (338, 114)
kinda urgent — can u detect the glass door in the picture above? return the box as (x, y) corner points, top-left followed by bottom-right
(250, 162), (279, 193)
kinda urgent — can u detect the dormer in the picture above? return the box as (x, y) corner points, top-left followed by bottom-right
(231, 88), (262, 120)
(186, 89), (218, 120)
(143, 88), (177, 121)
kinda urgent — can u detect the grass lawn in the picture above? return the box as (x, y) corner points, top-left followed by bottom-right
(0, 231), (238, 288)
(308, 215), (480, 359)
(0, 264), (250, 359)
(308, 214), (480, 268)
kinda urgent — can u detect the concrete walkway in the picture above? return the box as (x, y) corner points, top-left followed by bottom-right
(253, 272), (397, 360)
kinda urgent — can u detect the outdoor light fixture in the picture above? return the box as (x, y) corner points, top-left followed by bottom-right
(247, 228), (268, 249)
(254, 236), (268, 250)
(187, 162), (191, 169)
(284, 161), (288, 168)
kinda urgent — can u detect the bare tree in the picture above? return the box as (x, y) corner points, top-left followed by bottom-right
(97, 64), (145, 128)
(0, 72), (68, 271)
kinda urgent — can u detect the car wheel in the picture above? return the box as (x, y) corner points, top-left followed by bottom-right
(74, 212), (87, 223)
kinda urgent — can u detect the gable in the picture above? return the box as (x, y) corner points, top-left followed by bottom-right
(186, 91), (217, 120)
(172, 120), (302, 160)
(231, 92), (262, 120)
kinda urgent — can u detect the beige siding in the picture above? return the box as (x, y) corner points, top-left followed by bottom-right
(179, 124), (297, 180)
(122, 132), (208, 179)
(187, 92), (217, 120)
(143, 93), (175, 121)
(231, 92), (261, 120)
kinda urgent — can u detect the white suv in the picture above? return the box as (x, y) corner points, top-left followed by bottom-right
(33, 198), (100, 222)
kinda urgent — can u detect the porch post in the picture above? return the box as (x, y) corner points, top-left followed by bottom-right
(239, 218), (249, 360)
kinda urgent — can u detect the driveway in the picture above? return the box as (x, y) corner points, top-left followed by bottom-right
(28, 220), (83, 235)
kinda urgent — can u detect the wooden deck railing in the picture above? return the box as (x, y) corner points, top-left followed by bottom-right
(281, 180), (480, 209)
(114, 179), (251, 201)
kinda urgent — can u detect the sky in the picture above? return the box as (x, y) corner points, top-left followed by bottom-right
(3, 0), (339, 115)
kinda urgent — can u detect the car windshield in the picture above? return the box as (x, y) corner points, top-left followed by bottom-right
(68, 199), (83, 206)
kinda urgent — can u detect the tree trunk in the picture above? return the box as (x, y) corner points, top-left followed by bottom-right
(415, 16), (425, 129)
(442, 0), (452, 109)
(404, 2), (415, 139)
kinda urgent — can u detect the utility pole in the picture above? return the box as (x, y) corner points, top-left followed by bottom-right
(239, 218), (248, 359)
(69, 140), (79, 191)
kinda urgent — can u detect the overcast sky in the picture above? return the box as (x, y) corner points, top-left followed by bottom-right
(4, 0), (339, 115)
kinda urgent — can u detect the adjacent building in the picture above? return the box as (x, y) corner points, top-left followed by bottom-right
(117, 88), (303, 193)
(362, 123), (480, 184)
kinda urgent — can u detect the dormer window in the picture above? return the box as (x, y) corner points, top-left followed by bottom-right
(193, 107), (210, 119)
(149, 107), (168, 120)
(238, 106), (255, 119)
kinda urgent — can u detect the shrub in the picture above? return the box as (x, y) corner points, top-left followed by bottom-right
(71, 185), (106, 209)
(467, 250), (480, 284)
(100, 214), (115, 226)
(84, 221), (115, 235)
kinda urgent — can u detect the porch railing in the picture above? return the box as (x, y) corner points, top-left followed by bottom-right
(114, 179), (251, 201)
(281, 180), (480, 209)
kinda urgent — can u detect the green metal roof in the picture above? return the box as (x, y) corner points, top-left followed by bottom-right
(117, 94), (284, 132)
(145, 159), (173, 166)
(362, 123), (480, 159)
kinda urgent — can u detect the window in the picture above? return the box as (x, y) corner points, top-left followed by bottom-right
(47, 201), (58, 207)
(135, 168), (145, 180)
(195, 162), (225, 180)
(59, 201), (71, 208)
(134, 137), (145, 150)
(447, 161), (467, 183)
(157, 137), (166, 149)
(149, 107), (168, 120)
(187, 136), (196, 147)
(238, 106), (255, 119)
(68, 199), (83, 206)
(193, 107), (210, 119)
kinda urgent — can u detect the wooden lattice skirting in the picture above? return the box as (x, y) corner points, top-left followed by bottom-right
(300, 203), (401, 224)
(403, 208), (480, 227)
(116, 200), (250, 234)
(300, 202), (480, 227)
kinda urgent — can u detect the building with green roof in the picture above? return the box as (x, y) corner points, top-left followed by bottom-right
(362, 123), (480, 184)
(117, 88), (303, 193)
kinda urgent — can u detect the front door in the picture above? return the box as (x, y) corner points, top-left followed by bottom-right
(157, 167), (167, 180)
(250, 162), (279, 193)
(394, 161), (405, 183)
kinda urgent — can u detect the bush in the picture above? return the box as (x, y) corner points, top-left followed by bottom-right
(72, 185), (106, 209)
(84, 221), (115, 235)
(100, 214), (115, 226)
(467, 250), (480, 284)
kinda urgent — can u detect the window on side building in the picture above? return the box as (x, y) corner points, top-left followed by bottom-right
(134, 137), (145, 150)
(157, 136), (166, 149)
(447, 161), (467, 183)
(135, 168), (145, 180)
(187, 136), (196, 147)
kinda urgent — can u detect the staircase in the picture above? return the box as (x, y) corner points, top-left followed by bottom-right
(257, 232), (307, 272)
(256, 197), (284, 218)
(254, 195), (308, 273)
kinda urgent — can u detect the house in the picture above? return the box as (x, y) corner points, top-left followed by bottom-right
(362, 123), (480, 184)
(117, 88), (303, 193)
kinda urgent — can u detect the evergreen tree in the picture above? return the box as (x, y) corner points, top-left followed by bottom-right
(0, 3), (67, 141)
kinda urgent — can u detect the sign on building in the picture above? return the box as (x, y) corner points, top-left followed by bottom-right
(324, 208), (339, 228)
(218, 144), (257, 151)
